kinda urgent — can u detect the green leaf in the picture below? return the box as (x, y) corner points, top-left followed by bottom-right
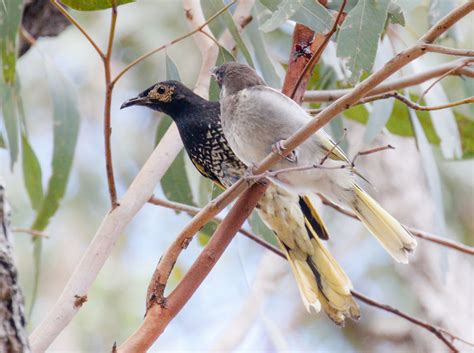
(201, 0), (226, 39)
(344, 100), (474, 159)
(0, 0), (24, 84)
(165, 54), (180, 81)
(249, 211), (278, 247)
(31, 62), (80, 231)
(209, 46), (235, 101)
(408, 109), (446, 235)
(205, 0), (254, 67)
(155, 116), (195, 206)
(260, 0), (302, 32)
(336, 0), (390, 84)
(260, 0), (332, 34)
(29, 58), (80, 318)
(22, 134), (44, 211)
(387, 1), (405, 26)
(246, 8), (282, 88)
(60, 0), (134, 11)
(291, 0), (333, 33)
(1, 84), (19, 169)
(364, 98), (395, 143)
(0, 133), (5, 148)
(325, 0), (359, 12)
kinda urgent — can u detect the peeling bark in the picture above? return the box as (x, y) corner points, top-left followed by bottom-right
(0, 184), (30, 353)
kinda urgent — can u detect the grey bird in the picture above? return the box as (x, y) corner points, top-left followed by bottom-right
(212, 62), (417, 264)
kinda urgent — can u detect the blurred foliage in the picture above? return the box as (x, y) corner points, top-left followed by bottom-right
(61, 0), (134, 11)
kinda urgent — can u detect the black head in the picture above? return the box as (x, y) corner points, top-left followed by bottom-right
(211, 62), (266, 97)
(121, 80), (202, 116)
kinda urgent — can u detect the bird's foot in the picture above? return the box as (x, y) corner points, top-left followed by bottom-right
(272, 140), (297, 163)
(243, 164), (267, 185)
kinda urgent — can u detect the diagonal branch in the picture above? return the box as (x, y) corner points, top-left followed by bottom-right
(118, 182), (268, 353)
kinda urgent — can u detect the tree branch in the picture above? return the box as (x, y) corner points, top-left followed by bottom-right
(304, 58), (474, 102)
(1, 184), (30, 353)
(422, 43), (474, 57)
(318, 194), (474, 256)
(118, 182), (268, 353)
(28, 125), (183, 353)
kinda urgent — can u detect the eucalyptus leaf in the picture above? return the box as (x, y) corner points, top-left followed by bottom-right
(364, 98), (395, 143)
(209, 46), (235, 101)
(30, 57), (80, 317)
(336, 0), (390, 84)
(201, 0), (226, 39)
(0, 133), (5, 148)
(260, 0), (332, 34)
(22, 134), (44, 211)
(0, 0), (23, 84)
(165, 54), (180, 82)
(246, 9), (282, 88)
(155, 116), (195, 206)
(1, 84), (19, 169)
(60, 0), (134, 11)
(206, 0), (254, 67)
(387, 1), (405, 26)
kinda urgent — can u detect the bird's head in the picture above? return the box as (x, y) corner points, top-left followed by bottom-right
(121, 80), (193, 115)
(210, 62), (266, 97)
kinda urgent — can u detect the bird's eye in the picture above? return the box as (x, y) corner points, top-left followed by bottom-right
(157, 86), (166, 94)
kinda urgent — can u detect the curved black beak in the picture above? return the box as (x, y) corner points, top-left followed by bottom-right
(120, 95), (151, 109)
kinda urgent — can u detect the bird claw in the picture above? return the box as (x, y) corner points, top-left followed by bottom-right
(243, 164), (267, 185)
(272, 140), (297, 163)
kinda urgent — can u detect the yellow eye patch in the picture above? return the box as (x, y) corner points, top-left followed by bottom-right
(148, 85), (174, 102)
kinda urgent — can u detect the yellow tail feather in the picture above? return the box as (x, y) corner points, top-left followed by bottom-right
(278, 238), (360, 326)
(352, 185), (417, 263)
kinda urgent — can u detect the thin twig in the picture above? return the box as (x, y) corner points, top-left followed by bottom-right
(304, 58), (474, 102)
(50, 0), (105, 59)
(320, 128), (347, 165)
(418, 60), (470, 103)
(351, 144), (395, 166)
(422, 43), (474, 57)
(147, 196), (279, 256)
(153, 197), (470, 353)
(289, 0), (347, 99)
(103, 0), (119, 208)
(12, 227), (49, 238)
(360, 91), (474, 111)
(111, 0), (236, 86)
(318, 194), (474, 256)
(118, 183), (268, 353)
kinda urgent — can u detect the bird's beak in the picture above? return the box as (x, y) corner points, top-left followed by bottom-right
(120, 95), (151, 109)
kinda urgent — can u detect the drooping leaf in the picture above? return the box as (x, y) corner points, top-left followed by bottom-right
(155, 116), (195, 206)
(30, 57), (80, 317)
(246, 8), (282, 88)
(209, 46), (235, 101)
(204, 0), (254, 67)
(1, 84), (19, 169)
(22, 134), (44, 211)
(165, 53), (180, 82)
(260, 0), (302, 32)
(60, 0), (134, 11)
(0, 0), (24, 84)
(249, 211), (278, 247)
(201, 0), (227, 39)
(387, 1), (405, 26)
(364, 98), (395, 143)
(408, 108), (446, 235)
(291, 0), (333, 33)
(336, 0), (390, 84)
(31, 61), (80, 231)
(344, 100), (474, 159)
(260, 0), (332, 34)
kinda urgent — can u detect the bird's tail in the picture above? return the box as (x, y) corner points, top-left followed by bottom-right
(351, 184), (417, 263)
(279, 237), (360, 326)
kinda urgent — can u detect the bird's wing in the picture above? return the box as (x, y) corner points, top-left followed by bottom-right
(190, 158), (225, 190)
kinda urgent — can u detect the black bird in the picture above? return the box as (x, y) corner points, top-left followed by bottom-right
(121, 80), (359, 325)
